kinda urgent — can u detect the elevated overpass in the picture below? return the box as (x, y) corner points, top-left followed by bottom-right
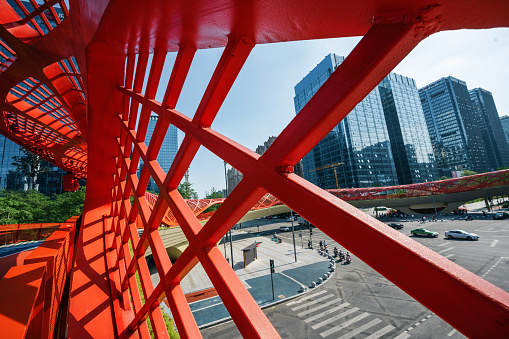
(146, 170), (509, 260)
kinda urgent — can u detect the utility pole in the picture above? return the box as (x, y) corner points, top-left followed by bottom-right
(291, 210), (297, 262)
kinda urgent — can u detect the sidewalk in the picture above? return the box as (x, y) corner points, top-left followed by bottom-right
(154, 230), (334, 328)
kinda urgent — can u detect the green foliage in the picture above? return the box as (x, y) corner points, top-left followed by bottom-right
(204, 187), (223, 199)
(203, 187), (224, 213)
(461, 169), (477, 177)
(0, 187), (86, 225)
(177, 181), (198, 199)
(439, 176), (451, 180)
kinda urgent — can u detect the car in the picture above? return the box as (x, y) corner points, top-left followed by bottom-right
(286, 216), (297, 222)
(388, 223), (404, 229)
(410, 228), (438, 237)
(445, 230), (479, 240)
(279, 226), (290, 232)
(493, 212), (509, 220)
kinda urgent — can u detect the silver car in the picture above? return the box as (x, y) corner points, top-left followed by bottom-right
(445, 230), (479, 240)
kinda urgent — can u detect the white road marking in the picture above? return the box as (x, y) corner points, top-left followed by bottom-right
(311, 307), (359, 330)
(445, 253), (455, 259)
(280, 271), (306, 287)
(304, 302), (350, 323)
(438, 247), (454, 254)
(365, 325), (395, 338)
(448, 329), (457, 336)
(296, 298), (342, 317)
(336, 318), (382, 339)
(191, 301), (223, 313)
(437, 242), (449, 247)
(481, 257), (509, 278)
(286, 289), (327, 306)
(393, 332), (411, 339)
(490, 240), (499, 247)
(320, 312), (370, 337)
(291, 294), (335, 311)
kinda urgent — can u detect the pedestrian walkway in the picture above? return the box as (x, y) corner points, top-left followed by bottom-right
(285, 290), (396, 338)
(152, 230), (334, 327)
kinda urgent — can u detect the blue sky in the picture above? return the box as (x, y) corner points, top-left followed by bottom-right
(153, 28), (509, 198)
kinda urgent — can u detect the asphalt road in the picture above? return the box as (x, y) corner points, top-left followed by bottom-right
(203, 217), (509, 338)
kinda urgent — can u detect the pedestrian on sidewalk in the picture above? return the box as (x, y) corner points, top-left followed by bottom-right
(319, 240), (323, 250)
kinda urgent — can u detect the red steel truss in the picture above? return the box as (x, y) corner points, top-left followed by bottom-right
(147, 170), (509, 226)
(0, 1), (508, 338)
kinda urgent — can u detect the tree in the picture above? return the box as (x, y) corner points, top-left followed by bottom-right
(203, 187), (224, 213)
(177, 181), (198, 199)
(11, 149), (50, 191)
(461, 169), (477, 177)
(204, 187), (223, 199)
(439, 176), (451, 180)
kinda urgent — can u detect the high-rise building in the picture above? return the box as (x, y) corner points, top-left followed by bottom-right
(378, 73), (438, 184)
(294, 54), (398, 189)
(419, 77), (489, 176)
(469, 88), (509, 170)
(139, 116), (178, 193)
(0, 135), (66, 194)
(500, 115), (509, 145)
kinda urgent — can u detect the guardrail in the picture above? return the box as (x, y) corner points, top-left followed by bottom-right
(0, 216), (80, 338)
(0, 223), (62, 246)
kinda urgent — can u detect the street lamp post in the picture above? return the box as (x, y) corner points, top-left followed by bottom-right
(429, 183), (438, 221)
(291, 210), (297, 262)
(224, 161), (234, 269)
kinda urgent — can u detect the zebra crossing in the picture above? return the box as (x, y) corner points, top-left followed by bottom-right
(286, 290), (396, 338)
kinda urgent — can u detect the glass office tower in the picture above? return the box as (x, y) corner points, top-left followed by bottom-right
(500, 115), (509, 145)
(469, 88), (509, 170)
(419, 77), (489, 176)
(294, 54), (398, 189)
(139, 116), (178, 193)
(378, 73), (438, 184)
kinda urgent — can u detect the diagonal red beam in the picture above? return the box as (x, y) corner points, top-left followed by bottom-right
(261, 15), (441, 171)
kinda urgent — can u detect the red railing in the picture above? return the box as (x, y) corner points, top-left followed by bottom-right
(0, 217), (79, 338)
(0, 223), (61, 245)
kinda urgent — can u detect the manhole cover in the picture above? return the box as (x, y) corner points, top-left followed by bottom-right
(278, 295), (285, 299)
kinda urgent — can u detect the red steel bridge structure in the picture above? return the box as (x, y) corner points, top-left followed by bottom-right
(0, 0), (508, 338)
(145, 170), (509, 226)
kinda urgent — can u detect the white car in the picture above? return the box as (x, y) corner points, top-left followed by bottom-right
(445, 230), (479, 240)
(286, 217), (297, 222)
(279, 226), (291, 232)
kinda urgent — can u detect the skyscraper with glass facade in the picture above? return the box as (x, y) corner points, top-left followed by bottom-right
(294, 54), (398, 189)
(378, 73), (438, 184)
(419, 77), (489, 176)
(469, 88), (509, 170)
(139, 116), (178, 192)
(501, 115), (509, 145)
(0, 135), (66, 194)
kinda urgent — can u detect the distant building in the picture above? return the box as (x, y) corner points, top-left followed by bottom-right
(501, 115), (509, 145)
(138, 116), (178, 193)
(469, 88), (509, 170)
(226, 136), (278, 195)
(294, 54), (398, 189)
(378, 73), (438, 184)
(419, 77), (489, 176)
(0, 135), (66, 194)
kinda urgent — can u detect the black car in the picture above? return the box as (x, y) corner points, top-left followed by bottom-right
(493, 212), (509, 220)
(388, 223), (404, 229)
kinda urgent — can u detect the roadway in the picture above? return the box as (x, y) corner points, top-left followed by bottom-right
(203, 216), (509, 338)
